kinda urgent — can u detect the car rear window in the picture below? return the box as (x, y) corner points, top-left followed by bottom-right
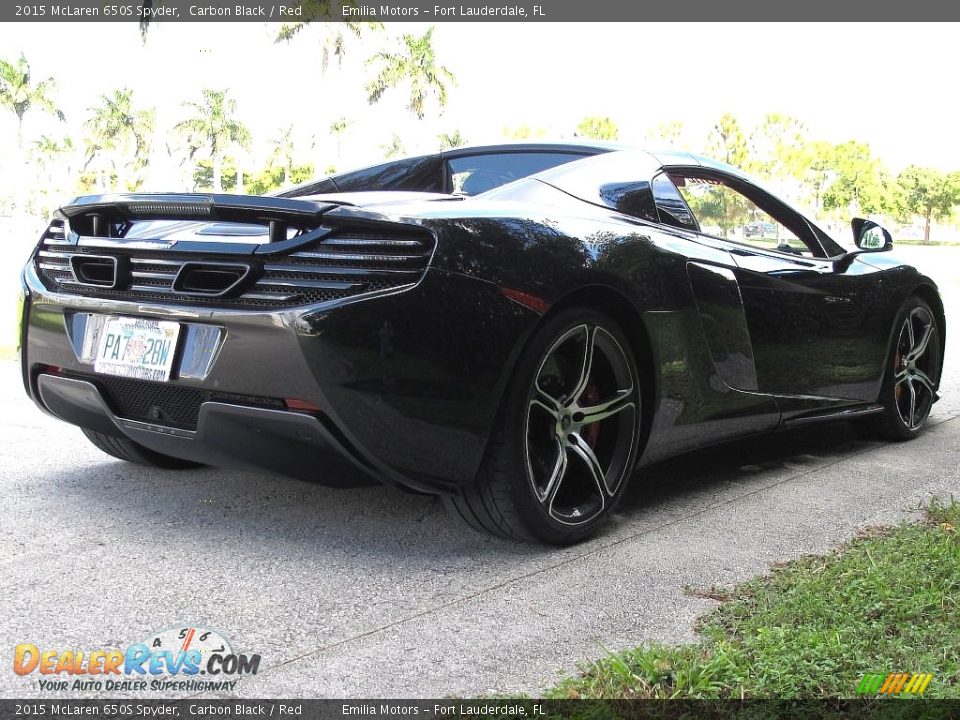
(448, 152), (587, 195)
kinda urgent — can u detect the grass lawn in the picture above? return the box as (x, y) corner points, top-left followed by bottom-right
(550, 499), (960, 699)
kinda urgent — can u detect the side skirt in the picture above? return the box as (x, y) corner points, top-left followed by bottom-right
(781, 403), (885, 428)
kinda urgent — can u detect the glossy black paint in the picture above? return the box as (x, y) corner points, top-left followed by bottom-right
(20, 146), (945, 494)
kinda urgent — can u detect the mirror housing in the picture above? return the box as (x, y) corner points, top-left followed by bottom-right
(852, 218), (893, 252)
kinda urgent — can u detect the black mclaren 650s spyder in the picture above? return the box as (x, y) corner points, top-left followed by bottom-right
(20, 143), (945, 544)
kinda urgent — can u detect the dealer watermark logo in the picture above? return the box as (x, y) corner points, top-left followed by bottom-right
(856, 672), (933, 695)
(13, 627), (261, 693)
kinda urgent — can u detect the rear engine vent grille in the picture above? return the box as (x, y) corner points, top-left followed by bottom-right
(35, 227), (434, 309)
(42, 219), (68, 243)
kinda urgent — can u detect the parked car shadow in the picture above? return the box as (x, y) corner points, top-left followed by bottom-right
(620, 420), (876, 513)
(43, 417), (884, 563)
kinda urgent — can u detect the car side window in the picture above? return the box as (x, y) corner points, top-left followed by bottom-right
(667, 171), (818, 257)
(651, 173), (699, 231)
(447, 152), (587, 195)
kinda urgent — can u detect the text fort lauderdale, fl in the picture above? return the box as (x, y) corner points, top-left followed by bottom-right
(344, 4), (547, 17)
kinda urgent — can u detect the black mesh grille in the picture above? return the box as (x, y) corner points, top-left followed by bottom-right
(36, 226), (434, 309)
(70, 373), (284, 430)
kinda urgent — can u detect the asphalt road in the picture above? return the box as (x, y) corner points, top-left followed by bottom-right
(2, 247), (959, 699)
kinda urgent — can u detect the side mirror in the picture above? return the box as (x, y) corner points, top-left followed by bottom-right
(852, 218), (892, 252)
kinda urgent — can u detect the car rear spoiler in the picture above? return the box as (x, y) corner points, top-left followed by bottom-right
(60, 193), (338, 244)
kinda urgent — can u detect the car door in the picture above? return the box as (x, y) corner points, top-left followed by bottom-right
(655, 167), (885, 405)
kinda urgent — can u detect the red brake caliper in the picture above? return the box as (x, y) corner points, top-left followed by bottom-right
(582, 382), (601, 448)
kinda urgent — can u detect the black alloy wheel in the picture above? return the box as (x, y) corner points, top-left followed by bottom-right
(446, 307), (642, 544)
(868, 296), (942, 440)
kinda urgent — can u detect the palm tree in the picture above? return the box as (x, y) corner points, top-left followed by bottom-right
(366, 27), (455, 120)
(438, 130), (466, 150)
(270, 125), (298, 185)
(84, 88), (155, 191)
(31, 134), (75, 209)
(329, 117), (350, 161)
(0, 53), (65, 151)
(382, 134), (405, 159)
(31, 134), (74, 179)
(32, 134), (72, 159)
(275, 1), (383, 72)
(175, 89), (251, 191)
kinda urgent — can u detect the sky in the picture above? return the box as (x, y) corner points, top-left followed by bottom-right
(0, 21), (958, 189)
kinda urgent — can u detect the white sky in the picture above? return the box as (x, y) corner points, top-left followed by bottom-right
(0, 21), (958, 184)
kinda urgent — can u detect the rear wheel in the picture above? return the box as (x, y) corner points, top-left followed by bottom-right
(445, 308), (642, 544)
(866, 296), (942, 440)
(81, 428), (201, 469)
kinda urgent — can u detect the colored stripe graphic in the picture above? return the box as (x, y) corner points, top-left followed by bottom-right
(857, 674), (886, 694)
(879, 674), (897, 694)
(858, 672), (932, 695)
(903, 674), (920, 693)
(893, 673), (910, 693)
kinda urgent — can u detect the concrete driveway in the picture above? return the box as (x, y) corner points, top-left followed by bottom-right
(2, 247), (958, 698)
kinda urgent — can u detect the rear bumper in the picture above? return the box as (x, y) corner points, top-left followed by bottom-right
(37, 374), (378, 486)
(21, 262), (539, 493)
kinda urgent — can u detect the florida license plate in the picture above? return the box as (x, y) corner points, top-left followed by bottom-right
(94, 316), (181, 382)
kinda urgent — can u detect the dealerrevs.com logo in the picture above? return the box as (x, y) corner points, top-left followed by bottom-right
(13, 627), (261, 692)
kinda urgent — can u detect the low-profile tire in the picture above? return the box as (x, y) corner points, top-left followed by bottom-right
(81, 428), (201, 469)
(445, 307), (642, 544)
(864, 295), (942, 441)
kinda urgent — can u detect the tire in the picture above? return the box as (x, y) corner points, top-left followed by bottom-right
(81, 428), (201, 470)
(445, 307), (642, 544)
(864, 295), (942, 441)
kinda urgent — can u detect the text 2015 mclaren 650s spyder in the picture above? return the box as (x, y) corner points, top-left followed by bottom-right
(20, 146), (945, 544)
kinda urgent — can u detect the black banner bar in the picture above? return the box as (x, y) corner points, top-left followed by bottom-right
(5, 0), (960, 22)
(2, 699), (958, 720)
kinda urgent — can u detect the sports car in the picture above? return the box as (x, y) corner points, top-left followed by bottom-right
(19, 146), (945, 544)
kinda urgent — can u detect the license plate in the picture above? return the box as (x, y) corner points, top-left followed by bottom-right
(94, 316), (181, 382)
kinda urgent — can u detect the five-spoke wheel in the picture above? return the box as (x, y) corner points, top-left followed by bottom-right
(525, 324), (638, 526)
(868, 295), (942, 440)
(893, 305), (938, 431)
(446, 307), (642, 544)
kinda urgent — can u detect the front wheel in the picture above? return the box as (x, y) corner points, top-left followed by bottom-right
(866, 296), (942, 440)
(445, 308), (642, 544)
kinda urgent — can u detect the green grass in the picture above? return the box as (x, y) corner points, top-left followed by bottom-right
(550, 498), (960, 699)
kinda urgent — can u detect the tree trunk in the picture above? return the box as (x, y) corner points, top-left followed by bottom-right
(14, 115), (27, 214)
(924, 214), (931, 245)
(213, 153), (222, 191)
